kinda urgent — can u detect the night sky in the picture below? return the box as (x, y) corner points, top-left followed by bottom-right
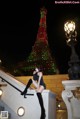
(0, 1), (80, 74)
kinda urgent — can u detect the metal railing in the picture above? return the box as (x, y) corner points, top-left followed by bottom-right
(0, 76), (34, 96)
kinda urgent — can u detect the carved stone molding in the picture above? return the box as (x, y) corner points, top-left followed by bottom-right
(62, 90), (73, 102)
(71, 87), (80, 99)
(62, 80), (80, 119)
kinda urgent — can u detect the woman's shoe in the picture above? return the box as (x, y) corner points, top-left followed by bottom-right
(21, 92), (27, 98)
(21, 91), (25, 95)
(24, 94), (27, 98)
(40, 112), (46, 119)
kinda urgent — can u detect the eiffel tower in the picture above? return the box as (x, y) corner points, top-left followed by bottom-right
(14, 7), (59, 76)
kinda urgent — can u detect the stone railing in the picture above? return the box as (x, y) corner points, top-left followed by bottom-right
(62, 80), (80, 119)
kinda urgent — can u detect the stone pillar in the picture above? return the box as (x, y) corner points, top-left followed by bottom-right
(62, 80), (80, 119)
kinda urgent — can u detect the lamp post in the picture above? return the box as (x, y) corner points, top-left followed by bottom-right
(64, 20), (80, 80)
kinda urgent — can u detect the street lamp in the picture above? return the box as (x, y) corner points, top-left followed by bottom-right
(64, 20), (80, 80)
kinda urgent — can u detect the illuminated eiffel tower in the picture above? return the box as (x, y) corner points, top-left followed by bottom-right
(15, 7), (59, 76)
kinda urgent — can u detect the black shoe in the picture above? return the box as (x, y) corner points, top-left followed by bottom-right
(41, 110), (46, 119)
(24, 95), (27, 98)
(21, 90), (27, 95)
(21, 92), (27, 98)
(40, 113), (46, 119)
(21, 91), (25, 95)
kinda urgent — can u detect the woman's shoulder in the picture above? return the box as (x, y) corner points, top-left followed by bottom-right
(38, 71), (43, 76)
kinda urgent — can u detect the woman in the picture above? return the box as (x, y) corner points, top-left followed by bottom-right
(21, 67), (46, 119)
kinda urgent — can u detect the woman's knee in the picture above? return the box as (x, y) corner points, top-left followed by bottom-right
(29, 79), (32, 83)
(37, 86), (44, 93)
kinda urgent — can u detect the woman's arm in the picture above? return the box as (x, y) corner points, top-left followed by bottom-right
(33, 70), (36, 74)
(37, 72), (42, 87)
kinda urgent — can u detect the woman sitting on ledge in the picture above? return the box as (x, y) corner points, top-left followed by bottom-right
(21, 67), (46, 119)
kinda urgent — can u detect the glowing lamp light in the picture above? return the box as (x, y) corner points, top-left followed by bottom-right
(58, 104), (61, 108)
(64, 20), (75, 34)
(17, 107), (25, 116)
(0, 89), (3, 96)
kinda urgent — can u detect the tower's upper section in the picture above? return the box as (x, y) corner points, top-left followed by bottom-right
(36, 7), (48, 44)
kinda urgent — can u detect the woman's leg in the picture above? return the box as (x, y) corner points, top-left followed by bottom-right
(36, 86), (44, 92)
(36, 86), (46, 119)
(21, 79), (32, 97)
(32, 79), (38, 88)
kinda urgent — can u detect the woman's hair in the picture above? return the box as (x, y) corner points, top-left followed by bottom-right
(35, 67), (42, 72)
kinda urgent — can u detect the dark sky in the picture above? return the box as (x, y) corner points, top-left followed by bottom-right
(0, 1), (80, 74)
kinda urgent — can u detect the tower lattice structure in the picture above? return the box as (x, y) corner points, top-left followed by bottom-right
(15, 7), (59, 76)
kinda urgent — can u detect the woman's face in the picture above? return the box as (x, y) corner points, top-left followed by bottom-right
(35, 68), (39, 72)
